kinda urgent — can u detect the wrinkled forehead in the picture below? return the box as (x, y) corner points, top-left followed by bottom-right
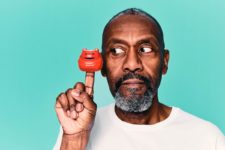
(103, 15), (162, 47)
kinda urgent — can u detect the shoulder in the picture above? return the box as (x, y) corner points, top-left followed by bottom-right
(95, 103), (115, 122)
(88, 103), (115, 143)
(97, 103), (114, 112)
(173, 107), (224, 137)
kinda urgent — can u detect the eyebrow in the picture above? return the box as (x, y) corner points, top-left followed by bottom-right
(106, 38), (128, 46)
(136, 39), (152, 45)
(105, 36), (159, 48)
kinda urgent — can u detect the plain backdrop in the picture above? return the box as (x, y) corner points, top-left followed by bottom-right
(0, 0), (225, 149)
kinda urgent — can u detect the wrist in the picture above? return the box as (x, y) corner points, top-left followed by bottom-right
(60, 130), (91, 150)
(63, 130), (91, 140)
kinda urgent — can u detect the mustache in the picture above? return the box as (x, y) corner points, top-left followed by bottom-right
(115, 73), (152, 92)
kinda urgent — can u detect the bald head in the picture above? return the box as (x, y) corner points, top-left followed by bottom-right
(102, 8), (165, 53)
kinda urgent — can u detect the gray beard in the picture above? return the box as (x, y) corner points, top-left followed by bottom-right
(114, 88), (153, 113)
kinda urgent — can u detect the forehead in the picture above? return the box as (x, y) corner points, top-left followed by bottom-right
(103, 15), (161, 44)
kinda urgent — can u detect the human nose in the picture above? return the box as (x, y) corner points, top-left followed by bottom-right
(122, 48), (143, 73)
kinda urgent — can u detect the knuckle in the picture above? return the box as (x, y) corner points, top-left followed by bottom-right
(77, 82), (84, 85)
(80, 92), (89, 99)
(74, 82), (85, 88)
(80, 92), (90, 101)
(93, 102), (97, 109)
(56, 92), (64, 101)
(65, 88), (73, 95)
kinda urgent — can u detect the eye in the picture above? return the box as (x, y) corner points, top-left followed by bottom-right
(139, 47), (152, 53)
(110, 47), (125, 56)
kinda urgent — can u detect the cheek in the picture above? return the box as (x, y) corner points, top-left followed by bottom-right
(142, 57), (163, 86)
(106, 56), (124, 75)
(105, 59), (124, 91)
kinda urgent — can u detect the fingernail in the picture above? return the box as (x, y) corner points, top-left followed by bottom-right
(72, 90), (80, 97)
(67, 110), (71, 117)
(76, 103), (83, 112)
(71, 110), (77, 119)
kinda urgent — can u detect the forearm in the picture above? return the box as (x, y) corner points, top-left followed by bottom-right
(60, 131), (90, 150)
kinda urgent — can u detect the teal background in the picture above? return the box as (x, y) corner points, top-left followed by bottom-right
(0, 0), (225, 149)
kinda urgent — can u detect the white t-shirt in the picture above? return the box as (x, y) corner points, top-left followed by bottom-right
(53, 104), (225, 150)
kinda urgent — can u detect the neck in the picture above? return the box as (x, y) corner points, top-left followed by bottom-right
(115, 94), (172, 125)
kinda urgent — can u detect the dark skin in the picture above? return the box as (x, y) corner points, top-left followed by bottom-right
(55, 14), (171, 150)
(102, 14), (171, 124)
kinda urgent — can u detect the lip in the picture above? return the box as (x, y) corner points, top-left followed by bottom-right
(122, 79), (144, 84)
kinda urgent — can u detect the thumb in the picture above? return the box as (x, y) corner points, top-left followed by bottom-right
(55, 101), (69, 124)
(71, 91), (97, 112)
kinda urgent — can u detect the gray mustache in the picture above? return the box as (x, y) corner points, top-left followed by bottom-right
(115, 73), (152, 92)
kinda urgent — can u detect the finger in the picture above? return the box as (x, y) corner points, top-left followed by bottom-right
(71, 91), (97, 113)
(66, 89), (78, 119)
(66, 110), (71, 117)
(75, 102), (84, 112)
(55, 100), (68, 124)
(74, 82), (85, 92)
(56, 93), (69, 111)
(85, 72), (94, 96)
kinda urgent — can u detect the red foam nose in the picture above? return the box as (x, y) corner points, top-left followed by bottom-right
(78, 48), (103, 72)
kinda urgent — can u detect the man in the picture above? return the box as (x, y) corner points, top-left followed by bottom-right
(54, 8), (225, 150)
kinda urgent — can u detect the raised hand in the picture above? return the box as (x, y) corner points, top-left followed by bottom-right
(55, 82), (97, 135)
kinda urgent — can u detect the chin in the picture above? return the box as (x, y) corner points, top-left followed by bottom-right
(114, 90), (153, 113)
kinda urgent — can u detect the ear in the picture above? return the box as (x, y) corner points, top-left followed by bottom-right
(101, 67), (106, 77)
(101, 52), (106, 77)
(162, 49), (170, 75)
